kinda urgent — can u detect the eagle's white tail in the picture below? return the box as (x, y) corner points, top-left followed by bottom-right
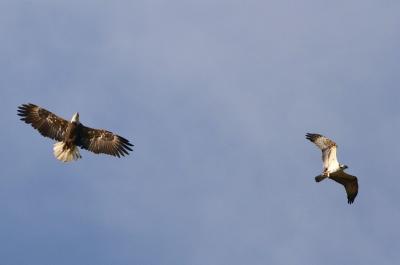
(53, 142), (81, 162)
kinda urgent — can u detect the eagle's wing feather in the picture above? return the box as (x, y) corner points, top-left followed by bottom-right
(329, 170), (358, 204)
(17, 103), (69, 141)
(78, 125), (133, 157)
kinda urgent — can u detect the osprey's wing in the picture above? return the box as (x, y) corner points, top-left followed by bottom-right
(306, 133), (337, 150)
(329, 170), (358, 204)
(18, 103), (69, 141)
(78, 125), (134, 157)
(306, 133), (338, 168)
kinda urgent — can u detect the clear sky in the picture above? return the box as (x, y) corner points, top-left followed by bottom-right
(1, 1), (399, 264)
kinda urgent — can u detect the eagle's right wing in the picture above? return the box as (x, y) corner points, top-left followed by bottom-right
(306, 133), (338, 169)
(329, 170), (358, 204)
(18, 103), (69, 141)
(77, 125), (133, 157)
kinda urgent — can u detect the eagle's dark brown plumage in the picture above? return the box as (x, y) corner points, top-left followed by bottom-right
(18, 103), (133, 162)
(18, 103), (69, 141)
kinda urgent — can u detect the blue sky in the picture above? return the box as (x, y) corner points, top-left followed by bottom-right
(1, 1), (399, 264)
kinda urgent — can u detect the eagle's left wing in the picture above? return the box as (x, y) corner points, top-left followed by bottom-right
(77, 125), (133, 157)
(18, 103), (69, 141)
(329, 170), (358, 204)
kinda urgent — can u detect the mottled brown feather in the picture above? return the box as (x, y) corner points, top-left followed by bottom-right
(17, 103), (69, 141)
(306, 133), (337, 150)
(77, 125), (133, 157)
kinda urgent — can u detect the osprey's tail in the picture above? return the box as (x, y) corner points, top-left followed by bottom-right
(315, 175), (328, 182)
(53, 142), (81, 162)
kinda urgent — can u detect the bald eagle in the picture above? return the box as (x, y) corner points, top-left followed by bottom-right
(306, 133), (358, 204)
(18, 103), (133, 162)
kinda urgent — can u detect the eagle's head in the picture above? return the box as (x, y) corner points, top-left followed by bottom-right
(71, 112), (80, 124)
(340, 164), (348, 170)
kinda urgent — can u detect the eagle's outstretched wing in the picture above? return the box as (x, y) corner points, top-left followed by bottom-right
(77, 125), (134, 157)
(18, 103), (69, 141)
(329, 170), (358, 204)
(306, 133), (338, 171)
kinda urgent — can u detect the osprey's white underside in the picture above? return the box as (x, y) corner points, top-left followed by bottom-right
(322, 146), (340, 175)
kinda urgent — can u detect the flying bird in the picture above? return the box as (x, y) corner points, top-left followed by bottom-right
(306, 133), (358, 204)
(18, 103), (133, 162)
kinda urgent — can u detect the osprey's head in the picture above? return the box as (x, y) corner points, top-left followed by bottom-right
(71, 112), (80, 124)
(340, 164), (348, 170)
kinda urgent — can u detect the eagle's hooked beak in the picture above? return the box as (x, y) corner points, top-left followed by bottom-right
(71, 112), (80, 123)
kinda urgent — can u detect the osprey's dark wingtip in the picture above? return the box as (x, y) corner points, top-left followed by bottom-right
(305, 133), (320, 142)
(315, 175), (327, 182)
(347, 195), (356, 204)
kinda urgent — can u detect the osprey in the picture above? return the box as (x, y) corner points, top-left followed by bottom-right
(306, 133), (358, 204)
(18, 103), (133, 162)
